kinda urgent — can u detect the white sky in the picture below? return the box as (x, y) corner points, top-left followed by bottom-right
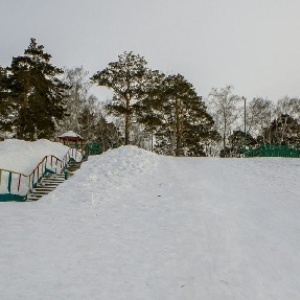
(1, 0), (300, 102)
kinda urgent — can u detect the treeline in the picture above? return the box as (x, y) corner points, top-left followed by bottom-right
(209, 85), (300, 157)
(1, 38), (300, 157)
(0, 38), (120, 149)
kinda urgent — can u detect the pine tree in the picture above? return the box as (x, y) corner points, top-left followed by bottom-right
(7, 38), (67, 139)
(91, 51), (160, 145)
(0, 66), (14, 137)
(266, 114), (300, 146)
(141, 74), (216, 156)
(227, 130), (256, 157)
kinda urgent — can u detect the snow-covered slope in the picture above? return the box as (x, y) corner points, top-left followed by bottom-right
(1, 145), (300, 299)
(0, 139), (69, 174)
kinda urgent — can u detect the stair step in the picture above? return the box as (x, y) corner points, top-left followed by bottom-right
(34, 188), (55, 192)
(39, 183), (63, 186)
(27, 196), (43, 201)
(27, 195), (43, 201)
(42, 180), (65, 183)
(26, 159), (84, 201)
(36, 184), (60, 188)
(37, 181), (60, 185)
(30, 192), (49, 196)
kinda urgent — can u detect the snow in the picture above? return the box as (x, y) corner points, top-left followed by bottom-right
(1, 142), (300, 299)
(0, 139), (75, 195)
(0, 139), (69, 174)
(57, 130), (84, 139)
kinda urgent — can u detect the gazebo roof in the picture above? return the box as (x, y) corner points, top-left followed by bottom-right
(57, 131), (85, 141)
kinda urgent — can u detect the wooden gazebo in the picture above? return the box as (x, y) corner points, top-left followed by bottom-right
(57, 131), (86, 149)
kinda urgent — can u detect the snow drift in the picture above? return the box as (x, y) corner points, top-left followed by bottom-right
(1, 144), (300, 299)
(0, 139), (70, 174)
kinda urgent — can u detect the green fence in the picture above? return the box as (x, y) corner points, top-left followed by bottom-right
(85, 143), (119, 157)
(242, 144), (300, 158)
(85, 143), (103, 156)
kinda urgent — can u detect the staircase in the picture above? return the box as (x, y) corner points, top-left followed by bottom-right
(26, 158), (87, 201)
(26, 173), (65, 201)
(67, 160), (82, 174)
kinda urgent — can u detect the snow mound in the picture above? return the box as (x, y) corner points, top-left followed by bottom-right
(40, 145), (160, 206)
(1, 147), (300, 299)
(0, 139), (70, 174)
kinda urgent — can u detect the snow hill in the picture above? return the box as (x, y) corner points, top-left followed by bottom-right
(0, 139), (70, 174)
(1, 143), (300, 299)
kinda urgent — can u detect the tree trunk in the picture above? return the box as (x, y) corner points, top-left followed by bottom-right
(175, 98), (182, 156)
(18, 84), (29, 139)
(124, 95), (130, 145)
(223, 116), (227, 151)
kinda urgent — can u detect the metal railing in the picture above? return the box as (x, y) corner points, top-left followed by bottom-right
(0, 148), (82, 201)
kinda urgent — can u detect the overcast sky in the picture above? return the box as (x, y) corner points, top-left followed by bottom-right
(1, 0), (300, 102)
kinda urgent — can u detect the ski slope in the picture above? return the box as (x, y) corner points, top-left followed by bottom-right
(1, 144), (300, 299)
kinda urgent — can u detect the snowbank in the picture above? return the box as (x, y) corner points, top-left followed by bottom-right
(0, 139), (70, 174)
(1, 145), (300, 299)
(0, 139), (81, 195)
(41, 145), (160, 206)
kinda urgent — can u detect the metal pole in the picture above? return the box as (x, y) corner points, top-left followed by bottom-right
(244, 98), (246, 135)
(244, 97), (247, 147)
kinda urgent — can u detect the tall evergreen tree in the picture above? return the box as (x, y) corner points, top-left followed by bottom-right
(7, 38), (67, 139)
(0, 66), (14, 136)
(227, 130), (256, 157)
(141, 74), (216, 156)
(91, 51), (161, 145)
(265, 114), (300, 146)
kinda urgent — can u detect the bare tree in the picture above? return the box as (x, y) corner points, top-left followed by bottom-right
(246, 97), (273, 141)
(60, 66), (92, 133)
(209, 85), (242, 150)
(275, 96), (300, 120)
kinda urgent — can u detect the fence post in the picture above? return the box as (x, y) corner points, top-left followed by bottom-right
(8, 172), (12, 193)
(18, 174), (22, 192)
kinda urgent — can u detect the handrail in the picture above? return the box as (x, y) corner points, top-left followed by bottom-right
(0, 147), (82, 197)
(0, 168), (27, 177)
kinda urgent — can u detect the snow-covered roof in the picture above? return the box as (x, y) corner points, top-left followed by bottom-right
(57, 131), (85, 140)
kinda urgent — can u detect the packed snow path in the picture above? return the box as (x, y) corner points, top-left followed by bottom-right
(1, 146), (300, 299)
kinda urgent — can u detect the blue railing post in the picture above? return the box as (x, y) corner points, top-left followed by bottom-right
(8, 172), (12, 193)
